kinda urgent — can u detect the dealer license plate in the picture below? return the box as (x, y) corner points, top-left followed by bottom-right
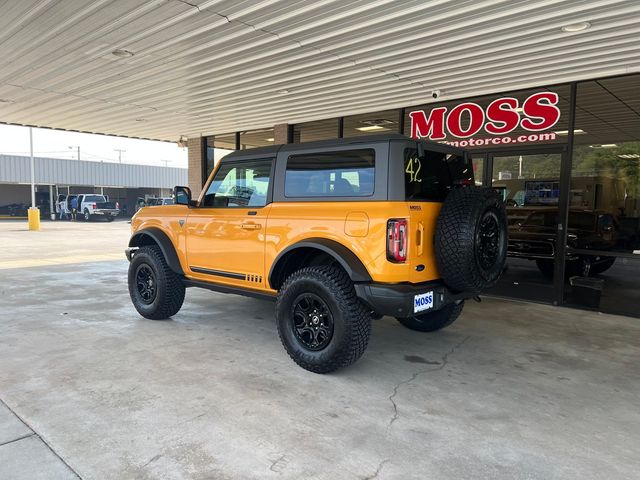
(413, 291), (434, 313)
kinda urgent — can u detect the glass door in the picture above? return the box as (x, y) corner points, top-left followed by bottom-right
(486, 150), (564, 303)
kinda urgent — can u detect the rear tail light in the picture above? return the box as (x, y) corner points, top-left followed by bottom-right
(92, 203), (97, 209)
(387, 219), (408, 263)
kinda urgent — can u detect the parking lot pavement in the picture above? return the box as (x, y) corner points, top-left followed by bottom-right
(1, 222), (640, 479)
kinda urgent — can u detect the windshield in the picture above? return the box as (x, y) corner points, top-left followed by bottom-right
(84, 195), (106, 203)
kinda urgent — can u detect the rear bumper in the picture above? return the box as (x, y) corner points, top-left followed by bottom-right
(354, 280), (471, 318)
(94, 209), (119, 216)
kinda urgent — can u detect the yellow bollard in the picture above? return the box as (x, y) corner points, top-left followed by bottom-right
(28, 207), (40, 231)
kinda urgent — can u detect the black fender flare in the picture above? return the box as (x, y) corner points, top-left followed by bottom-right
(128, 227), (183, 275)
(269, 238), (372, 289)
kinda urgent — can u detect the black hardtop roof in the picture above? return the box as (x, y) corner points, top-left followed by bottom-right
(220, 133), (467, 161)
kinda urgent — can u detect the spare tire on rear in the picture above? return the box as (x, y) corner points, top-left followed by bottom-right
(435, 186), (508, 293)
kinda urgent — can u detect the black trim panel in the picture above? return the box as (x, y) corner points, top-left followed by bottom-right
(128, 228), (183, 275)
(268, 238), (372, 288)
(184, 278), (276, 302)
(190, 266), (246, 280)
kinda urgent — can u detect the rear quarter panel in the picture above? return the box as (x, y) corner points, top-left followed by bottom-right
(266, 201), (441, 284)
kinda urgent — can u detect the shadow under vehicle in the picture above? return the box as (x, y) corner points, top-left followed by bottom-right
(508, 209), (619, 278)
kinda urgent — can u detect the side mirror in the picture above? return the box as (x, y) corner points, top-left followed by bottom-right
(173, 186), (193, 206)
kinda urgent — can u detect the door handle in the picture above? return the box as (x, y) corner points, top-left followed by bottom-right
(417, 222), (424, 256)
(241, 223), (261, 230)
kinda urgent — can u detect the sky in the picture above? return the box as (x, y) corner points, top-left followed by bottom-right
(0, 124), (188, 168)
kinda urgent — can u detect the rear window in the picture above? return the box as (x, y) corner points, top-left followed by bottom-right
(285, 149), (375, 197)
(84, 195), (106, 203)
(404, 148), (473, 201)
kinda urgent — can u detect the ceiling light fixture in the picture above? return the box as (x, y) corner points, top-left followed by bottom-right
(590, 144), (618, 148)
(265, 137), (275, 142)
(618, 154), (640, 159)
(555, 129), (586, 135)
(561, 21), (591, 33)
(112, 49), (135, 58)
(355, 125), (391, 132)
(277, 89), (290, 94)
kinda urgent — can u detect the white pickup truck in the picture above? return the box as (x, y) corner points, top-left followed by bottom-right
(60, 194), (120, 222)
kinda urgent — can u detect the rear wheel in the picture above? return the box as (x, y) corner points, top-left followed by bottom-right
(276, 266), (371, 373)
(106, 216), (114, 222)
(396, 302), (464, 332)
(128, 246), (185, 320)
(83, 209), (91, 221)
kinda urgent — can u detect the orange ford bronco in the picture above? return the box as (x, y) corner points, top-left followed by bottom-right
(126, 134), (508, 373)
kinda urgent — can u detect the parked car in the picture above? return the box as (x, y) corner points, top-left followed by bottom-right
(146, 197), (174, 206)
(58, 194), (119, 221)
(508, 209), (618, 278)
(125, 134), (509, 373)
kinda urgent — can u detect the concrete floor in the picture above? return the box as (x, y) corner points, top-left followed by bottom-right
(1, 221), (639, 479)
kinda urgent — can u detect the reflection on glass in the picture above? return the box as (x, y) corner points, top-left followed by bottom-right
(239, 129), (275, 150)
(206, 133), (236, 177)
(343, 110), (401, 138)
(562, 75), (640, 317)
(293, 119), (339, 143)
(489, 153), (562, 303)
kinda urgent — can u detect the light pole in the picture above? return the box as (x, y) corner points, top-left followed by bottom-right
(114, 148), (126, 163)
(68, 145), (80, 160)
(28, 127), (40, 230)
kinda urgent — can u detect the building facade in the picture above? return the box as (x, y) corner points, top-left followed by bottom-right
(188, 72), (640, 318)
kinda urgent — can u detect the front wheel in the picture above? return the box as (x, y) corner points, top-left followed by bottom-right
(276, 266), (371, 373)
(128, 246), (185, 320)
(396, 302), (464, 332)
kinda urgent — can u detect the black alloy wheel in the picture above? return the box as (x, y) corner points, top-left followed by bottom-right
(477, 210), (501, 271)
(291, 293), (334, 351)
(135, 264), (157, 305)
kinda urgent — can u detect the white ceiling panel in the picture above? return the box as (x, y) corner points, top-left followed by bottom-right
(0, 0), (638, 141)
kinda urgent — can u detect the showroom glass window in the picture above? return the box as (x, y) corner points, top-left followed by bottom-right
(205, 133), (236, 177)
(564, 74), (640, 317)
(239, 128), (275, 150)
(284, 149), (375, 197)
(293, 118), (340, 143)
(343, 109), (402, 138)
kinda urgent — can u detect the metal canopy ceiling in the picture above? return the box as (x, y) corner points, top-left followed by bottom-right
(0, 0), (639, 142)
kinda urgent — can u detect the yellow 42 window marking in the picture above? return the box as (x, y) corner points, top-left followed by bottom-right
(405, 157), (422, 183)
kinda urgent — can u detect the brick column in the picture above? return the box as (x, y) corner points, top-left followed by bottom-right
(187, 136), (205, 197)
(274, 123), (289, 144)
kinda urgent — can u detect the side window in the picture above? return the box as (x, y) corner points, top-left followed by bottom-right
(202, 159), (272, 208)
(284, 149), (375, 197)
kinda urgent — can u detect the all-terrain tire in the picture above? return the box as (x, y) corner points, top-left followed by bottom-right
(435, 187), (508, 293)
(396, 301), (464, 332)
(83, 209), (91, 222)
(276, 266), (371, 373)
(128, 245), (185, 320)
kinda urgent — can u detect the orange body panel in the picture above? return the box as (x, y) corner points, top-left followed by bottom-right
(131, 199), (443, 294)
